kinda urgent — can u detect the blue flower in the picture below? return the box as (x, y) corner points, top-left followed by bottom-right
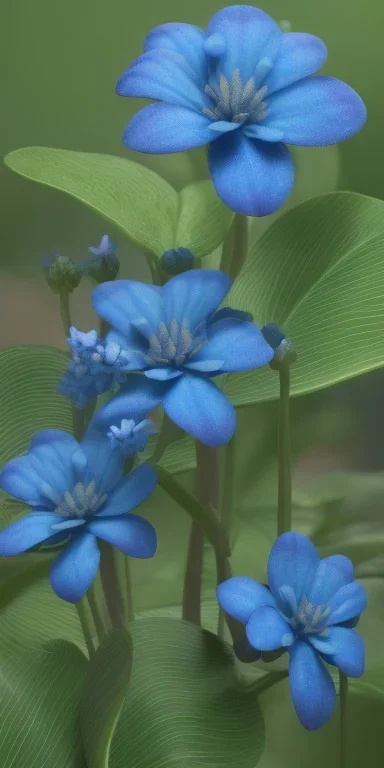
(217, 532), (367, 730)
(91, 269), (273, 446)
(116, 5), (366, 216)
(0, 429), (158, 603)
(107, 418), (158, 455)
(87, 235), (120, 283)
(58, 326), (131, 408)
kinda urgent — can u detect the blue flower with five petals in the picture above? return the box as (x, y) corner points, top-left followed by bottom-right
(116, 5), (366, 216)
(217, 532), (367, 730)
(0, 430), (157, 603)
(91, 269), (273, 447)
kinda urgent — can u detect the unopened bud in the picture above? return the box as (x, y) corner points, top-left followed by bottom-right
(160, 247), (195, 276)
(41, 252), (83, 294)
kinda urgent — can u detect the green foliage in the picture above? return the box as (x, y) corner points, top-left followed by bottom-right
(0, 639), (87, 768)
(4, 148), (233, 260)
(225, 192), (384, 405)
(83, 618), (265, 768)
(0, 345), (71, 466)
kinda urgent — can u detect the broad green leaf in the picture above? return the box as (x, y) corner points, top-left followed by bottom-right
(176, 180), (234, 258)
(0, 639), (87, 768)
(5, 148), (232, 260)
(225, 192), (384, 406)
(0, 345), (71, 465)
(82, 630), (133, 768)
(107, 618), (265, 768)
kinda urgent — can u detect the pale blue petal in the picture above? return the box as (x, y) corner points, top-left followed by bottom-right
(208, 132), (294, 216)
(205, 6), (282, 82)
(144, 368), (183, 381)
(288, 641), (336, 730)
(322, 555), (354, 582)
(246, 605), (294, 650)
(326, 582), (367, 626)
(310, 627), (365, 677)
(116, 49), (208, 111)
(268, 532), (320, 606)
(216, 576), (276, 623)
(264, 76), (367, 146)
(0, 441), (76, 508)
(29, 430), (77, 450)
(123, 103), (215, 154)
(0, 512), (59, 555)
(80, 436), (124, 494)
(186, 318), (273, 373)
(104, 329), (147, 370)
(86, 514), (157, 558)
(95, 463), (157, 517)
(264, 33), (327, 95)
(163, 270), (231, 333)
(164, 373), (236, 447)
(90, 375), (167, 434)
(143, 22), (207, 83)
(309, 556), (354, 605)
(49, 533), (100, 602)
(92, 280), (163, 338)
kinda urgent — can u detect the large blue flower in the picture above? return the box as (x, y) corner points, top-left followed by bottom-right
(0, 430), (157, 603)
(217, 532), (367, 730)
(91, 269), (273, 447)
(116, 5), (366, 216)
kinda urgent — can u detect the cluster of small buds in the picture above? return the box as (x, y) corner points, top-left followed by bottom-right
(87, 235), (120, 283)
(57, 327), (131, 408)
(107, 418), (158, 456)
(41, 252), (83, 294)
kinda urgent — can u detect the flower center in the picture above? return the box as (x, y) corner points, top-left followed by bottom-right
(290, 596), (330, 636)
(54, 481), (107, 519)
(202, 69), (267, 124)
(145, 320), (204, 368)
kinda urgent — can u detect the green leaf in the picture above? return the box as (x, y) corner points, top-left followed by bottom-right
(159, 435), (196, 474)
(5, 149), (232, 260)
(81, 630), (133, 768)
(100, 618), (265, 768)
(0, 345), (71, 465)
(175, 180), (234, 259)
(225, 192), (384, 406)
(0, 639), (87, 768)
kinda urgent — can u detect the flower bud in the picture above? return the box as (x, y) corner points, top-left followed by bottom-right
(41, 252), (83, 294)
(87, 235), (120, 283)
(261, 322), (297, 370)
(160, 247), (195, 276)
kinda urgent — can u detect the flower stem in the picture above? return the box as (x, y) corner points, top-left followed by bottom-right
(59, 290), (71, 337)
(217, 435), (236, 638)
(339, 672), (348, 768)
(221, 213), (249, 280)
(99, 540), (125, 631)
(86, 580), (108, 642)
(277, 366), (292, 536)
(182, 442), (220, 625)
(76, 599), (95, 658)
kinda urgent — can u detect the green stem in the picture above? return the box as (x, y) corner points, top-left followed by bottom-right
(339, 672), (348, 768)
(220, 216), (236, 274)
(114, 549), (134, 624)
(217, 435), (236, 637)
(277, 366), (292, 536)
(226, 213), (249, 280)
(72, 407), (85, 442)
(182, 443), (220, 625)
(240, 670), (289, 696)
(99, 540), (125, 630)
(151, 412), (174, 464)
(59, 291), (71, 336)
(86, 581), (108, 642)
(100, 318), (110, 339)
(76, 599), (95, 658)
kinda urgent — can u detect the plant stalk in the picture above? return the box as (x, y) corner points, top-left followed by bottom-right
(277, 366), (292, 536)
(339, 672), (348, 768)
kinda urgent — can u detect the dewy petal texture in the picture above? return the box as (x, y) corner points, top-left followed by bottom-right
(288, 642), (336, 730)
(123, 103), (215, 153)
(217, 576), (276, 623)
(264, 76), (367, 146)
(163, 374), (236, 447)
(208, 132), (294, 216)
(246, 605), (294, 650)
(87, 514), (157, 558)
(49, 533), (100, 603)
(263, 33), (328, 95)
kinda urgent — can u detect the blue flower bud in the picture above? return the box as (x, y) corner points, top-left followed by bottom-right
(160, 248), (195, 276)
(87, 235), (120, 283)
(261, 323), (297, 369)
(41, 252), (83, 294)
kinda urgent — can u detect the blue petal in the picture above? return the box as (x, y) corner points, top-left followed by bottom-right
(0, 512), (59, 555)
(86, 514), (157, 558)
(29, 430), (77, 450)
(96, 463), (157, 517)
(80, 436), (124, 494)
(210, 307), (253, 324)
(216, 576), (276, 623)
(308, 555), (354, 605)
(123, 103), (215, 154)
(0, 440), (76, 508)
(267, 532), (320, 607)
(263, 76), (367, 146)
(104, 329), (147, 370)
(288, 641), (336, 730)
(49, 533), (100, 602)
(163, 373), (236, 447)
(247, 605), (294, 650)
(322, 555), (354, 583)
(116, 49), (208, 111)
(90, 375), (167, 434)
(205, 6), (282, 83)
(92, 280), (163, 339)
(163, 270), (231, 333)
(208, 132), (294, 216)
(186, 318), (273, 373)
(310, 627), (365, 677)
(144, 368), (183, 381)
(143, 22), (207, 83)
(326, 581), (367, 626)
(264, 33), (327, 96)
